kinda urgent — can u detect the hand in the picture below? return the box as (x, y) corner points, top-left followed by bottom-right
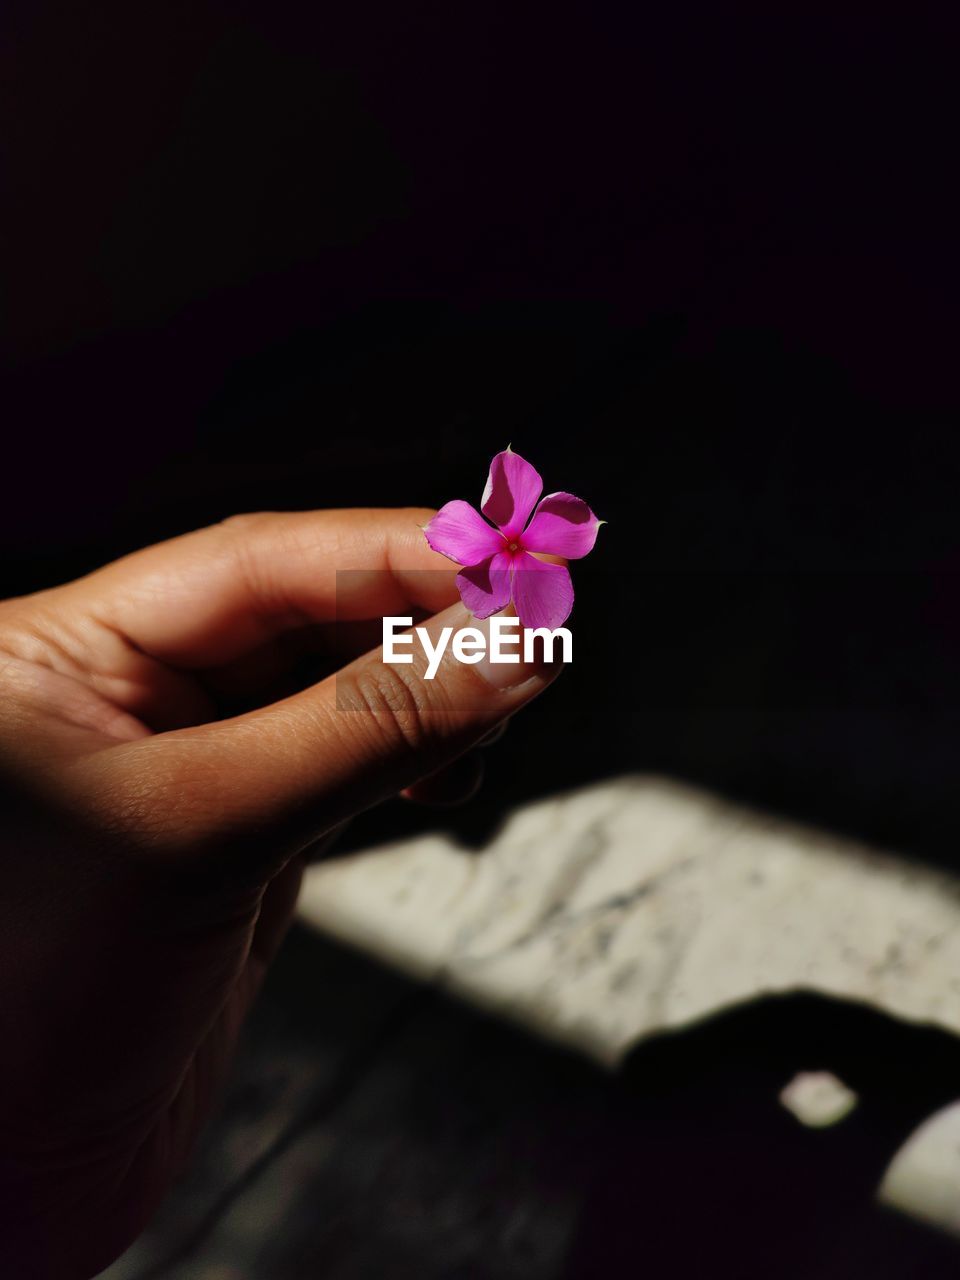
(0, 509), (561, 1278)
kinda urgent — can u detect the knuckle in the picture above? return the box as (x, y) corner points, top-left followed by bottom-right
(352, 663), (432, 755)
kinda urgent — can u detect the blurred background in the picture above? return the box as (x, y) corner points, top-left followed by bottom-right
(4, 2), (960, 1275)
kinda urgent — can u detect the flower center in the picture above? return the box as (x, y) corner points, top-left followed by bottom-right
(508, 541), (519, 552)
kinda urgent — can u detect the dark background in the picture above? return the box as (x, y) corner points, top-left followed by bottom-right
(3, 0), (959, 864)
(4, 4), (960, 1275)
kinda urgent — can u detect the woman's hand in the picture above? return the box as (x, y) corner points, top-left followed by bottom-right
(0, 509), (560, 1279)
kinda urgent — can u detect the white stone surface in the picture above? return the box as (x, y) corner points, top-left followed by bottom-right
(779, 1071), (859, 1128)
(299, 775), (960, 1066)
(298, 773), (960, 1238)
(880, 1100), (960, 1233)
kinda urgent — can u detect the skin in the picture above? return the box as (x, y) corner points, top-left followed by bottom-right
(0, 509), (560, 1279)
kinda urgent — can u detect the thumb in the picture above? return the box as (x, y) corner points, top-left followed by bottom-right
(97, 603), (564, 873)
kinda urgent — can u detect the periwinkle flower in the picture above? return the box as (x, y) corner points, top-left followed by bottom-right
(423, 448), (603, 629)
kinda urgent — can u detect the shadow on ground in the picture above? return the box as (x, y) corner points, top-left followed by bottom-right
(107, 922), (960, 1280)
(567, 994), (960, 1279)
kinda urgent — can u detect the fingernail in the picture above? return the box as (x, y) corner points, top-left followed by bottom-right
(473, 611), (565, 690)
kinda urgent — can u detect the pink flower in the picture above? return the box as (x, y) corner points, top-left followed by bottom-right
(423, 448), (603, 629)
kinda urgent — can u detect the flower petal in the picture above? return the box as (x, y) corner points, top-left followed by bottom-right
(423, 500), (504, 567)
(456, 551), (514, 619)
(521, 492), (602, 560)
(511, 552), (574, 629)
(481, 449), (543, 539)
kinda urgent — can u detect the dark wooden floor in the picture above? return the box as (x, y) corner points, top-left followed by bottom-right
(103, 921), (960, 1280)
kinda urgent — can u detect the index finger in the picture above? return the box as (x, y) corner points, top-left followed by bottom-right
(70, 508), (460, 667)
